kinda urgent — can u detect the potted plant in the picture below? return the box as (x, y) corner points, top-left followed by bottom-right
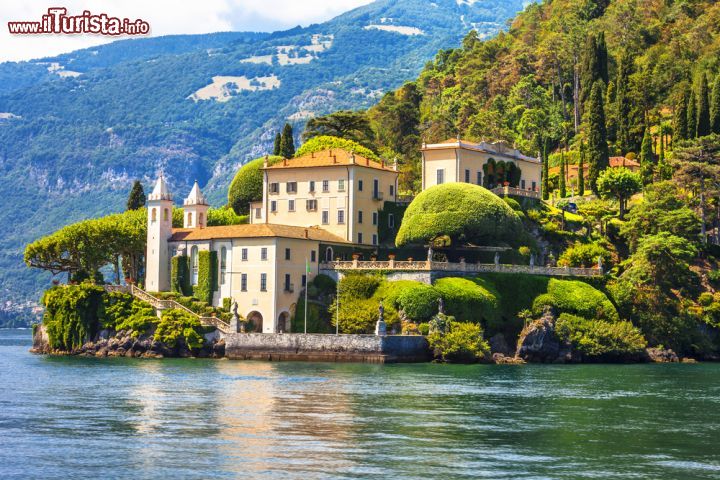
(388, 253), (396, 260)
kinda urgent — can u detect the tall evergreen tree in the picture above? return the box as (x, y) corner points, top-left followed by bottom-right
(697, 74), (711, 137)
(687, 88), (697, 139)
(587, 81), (610, 195)
(596, 32), (608, 85)
(279, 123), (295, 158)
(639, 126), (655, 184)
(542, 141), (550, 201)
(712, 74), (720, 135)
(605, 80), (617, 143)
(126, 180), (145, 211)
(578, 141), (585, 196)
(559, 152), (566, 198)
(673, 89), (689, 142)
(615, 52), (633, 154)
(273, 132), (282, 156)
(580, 34), (602, 107)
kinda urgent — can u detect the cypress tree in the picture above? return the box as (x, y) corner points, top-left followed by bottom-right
(659, 125), (665, 162)
(542, 141), (550, 201)
(687, 88), (697, 139)
(580, 35), (601, 107)
(273, 132), (282, 156)
(712, 74), (720, 135)
(578, 141), (585, 196)
(559, 152), (566, 198)
(615, 52), (632, 154)
(639, 126), (655, 184)
(605, 80), (617, 143)
(596, 32), (608, 85)
(279, 123), (295, 158)
(587, 81), (609, 195)
(673, 89), (689, 142)
(126, 180), (146, 211)
(697, 74), (711, 137)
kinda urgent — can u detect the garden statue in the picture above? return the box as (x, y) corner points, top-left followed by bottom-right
(438, 297), (445, 315)
(529, 253), (535, 268)
(597, 255), (603, 272)
(375, 301), (387, 336)
(230, 300), (241, 333)
(427, 245), (434, 263)
(494, 251), (500, 266)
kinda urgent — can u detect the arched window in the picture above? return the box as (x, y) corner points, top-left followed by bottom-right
(191, 246), (199, 285)
(220, 247), (227, 285)
(325, 247), (334, 262)
(163, 208), (169, 222)
(187, 212), (193, 227)
(199, 212), (204, 227)
(151, 208), (157, 222)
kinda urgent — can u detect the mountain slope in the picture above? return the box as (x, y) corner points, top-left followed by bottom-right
(0, 0), (530, 323)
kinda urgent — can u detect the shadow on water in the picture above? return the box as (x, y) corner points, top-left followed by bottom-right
(1, 329), (720, 479)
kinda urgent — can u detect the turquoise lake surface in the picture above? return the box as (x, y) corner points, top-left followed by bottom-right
(1, 328), (719, 479)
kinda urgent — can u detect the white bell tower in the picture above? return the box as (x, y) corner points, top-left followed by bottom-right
(146, 174), (173, 292)
(183, 181), (209, 228)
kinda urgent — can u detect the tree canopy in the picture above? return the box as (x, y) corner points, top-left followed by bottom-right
(294, 135), (380, 161)
(302, 110), (375, 148)
(227, 155), (283, 215)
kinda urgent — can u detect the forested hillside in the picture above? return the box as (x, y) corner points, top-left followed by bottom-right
(0, 0), (530, 324)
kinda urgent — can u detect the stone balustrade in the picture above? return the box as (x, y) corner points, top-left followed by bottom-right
(490, 185), (542, 199)
(320, 260), (602, 277)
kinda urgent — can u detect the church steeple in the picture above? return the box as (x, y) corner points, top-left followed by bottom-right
(183, 180), (209, 228)
(146, 173), (173, 292)
(148, 173), (172, 201)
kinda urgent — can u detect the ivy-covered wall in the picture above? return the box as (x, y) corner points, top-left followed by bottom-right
(170, 255), (191, 296)
(378, 201), (407, 245)
(194, 250), (217, 304)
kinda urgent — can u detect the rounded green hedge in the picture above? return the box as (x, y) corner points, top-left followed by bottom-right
(295, 135), (379, 161)
(227, 155), (283, 215)
(532, 279), (619, 322)
(433, 277), (499, 324)
(395, 183), (524, 247)
(376, 280), (440, 322)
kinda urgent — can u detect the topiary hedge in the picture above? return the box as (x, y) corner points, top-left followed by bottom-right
(433, 277), (500, 324)
(227, 155), (283, 215)
(171, 255), (191, 296)
(395, 183), (525, 247)
(532, 278), (619, 322)
(194, 250), (217, 305)
(376, 280), (440, 322)
(295, 135), (379, 161)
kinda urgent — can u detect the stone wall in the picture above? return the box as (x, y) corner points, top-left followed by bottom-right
(224, 333), (430, 363)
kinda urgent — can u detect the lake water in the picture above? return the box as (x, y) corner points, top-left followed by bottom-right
(2, 329), (720, 479)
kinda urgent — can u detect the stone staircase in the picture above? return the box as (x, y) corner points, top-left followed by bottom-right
(105, 285), (232, 334)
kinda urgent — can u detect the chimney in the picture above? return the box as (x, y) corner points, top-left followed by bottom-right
(263, 155), (268, 168)
(366, 157), (369, 166)
(304, 228), (309, 239)
(311, 151), (315, 158)
(283, 158), (288, 166)
(381, 159), (385, 168)
(333, 155), (337, 164)
(393, 157), (398, 171)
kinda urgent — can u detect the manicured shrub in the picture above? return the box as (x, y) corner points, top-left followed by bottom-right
(555, 313), (647, 359)
(418, 323), (430, 335)
(503, 197), (522, 211)
(170, 255), (191, 295)
(115, 303), (157, 337)
(312, 274), (337, 296)
(154, 308), (204, 349)
(295, 135), (379, 161)
(207, 206), (247, 226)
(433, 277), (499, 324)
(194, 250), (217, 304)
(558, 241), (612, 268)
(395, 183), (525, 247)
(331, 297), (398, 334)
(376, 280), (440, 322)
(41, 284), (106, 351)
(227, 155), (283, 215)
(532, 279), (619, 322)
(338, 274), (380, 299)
(427, 321), (490, 363)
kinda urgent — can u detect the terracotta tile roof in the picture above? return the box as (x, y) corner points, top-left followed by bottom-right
(264, 149), (396, 172)
(170, 223), (349, 243)
(609, 156), (641, 168)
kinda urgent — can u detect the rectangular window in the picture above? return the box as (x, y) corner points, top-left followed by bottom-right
(255, 208), (261, 219)
(269, 182), (279, 194)
(311, 250), (316, 262)
(302, 274), (307, 287)
(261, 247), (267, 261)
(286, 182), (297, 193)
(284, 274), (292, 292)
(270, 200), (277, 213)
(309, 181), (316, 193)
(388, 213), (395, 228)
(288, 199), (295, 212)
(241, 248), (248, 261)
(322, 180), (329, 192)
(373, 179), (380, 199)
(358, 232), (363, 244)
(372, 234), (378, 246)
(358, 180), (363, 192)
(521, 179), (526, 189)
(358, 210), (363, 224)
(338, 209), (345, 224)
(338, 179), (345, 191)
(477, 171), (482, 186)
(260, 273), (267, 292)
(437, 169), (444, 185)
(465, 169), (470, 183)
(389, 185), (395, 197)
(285, 248), (291, 260)
(372, 211), (378, 226)
(322, 210), (329, 224)
(306, 199), (317, 211)
(241, 274), (247, 292)
(532, 181), (537, 191)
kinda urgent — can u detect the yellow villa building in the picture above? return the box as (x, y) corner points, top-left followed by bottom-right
(145, 141), (541, 333)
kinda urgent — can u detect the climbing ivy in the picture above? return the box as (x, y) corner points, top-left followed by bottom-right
(194, 250), (217, 304)
(170, 255), (191, 295)
(41, 284), (106, 351)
